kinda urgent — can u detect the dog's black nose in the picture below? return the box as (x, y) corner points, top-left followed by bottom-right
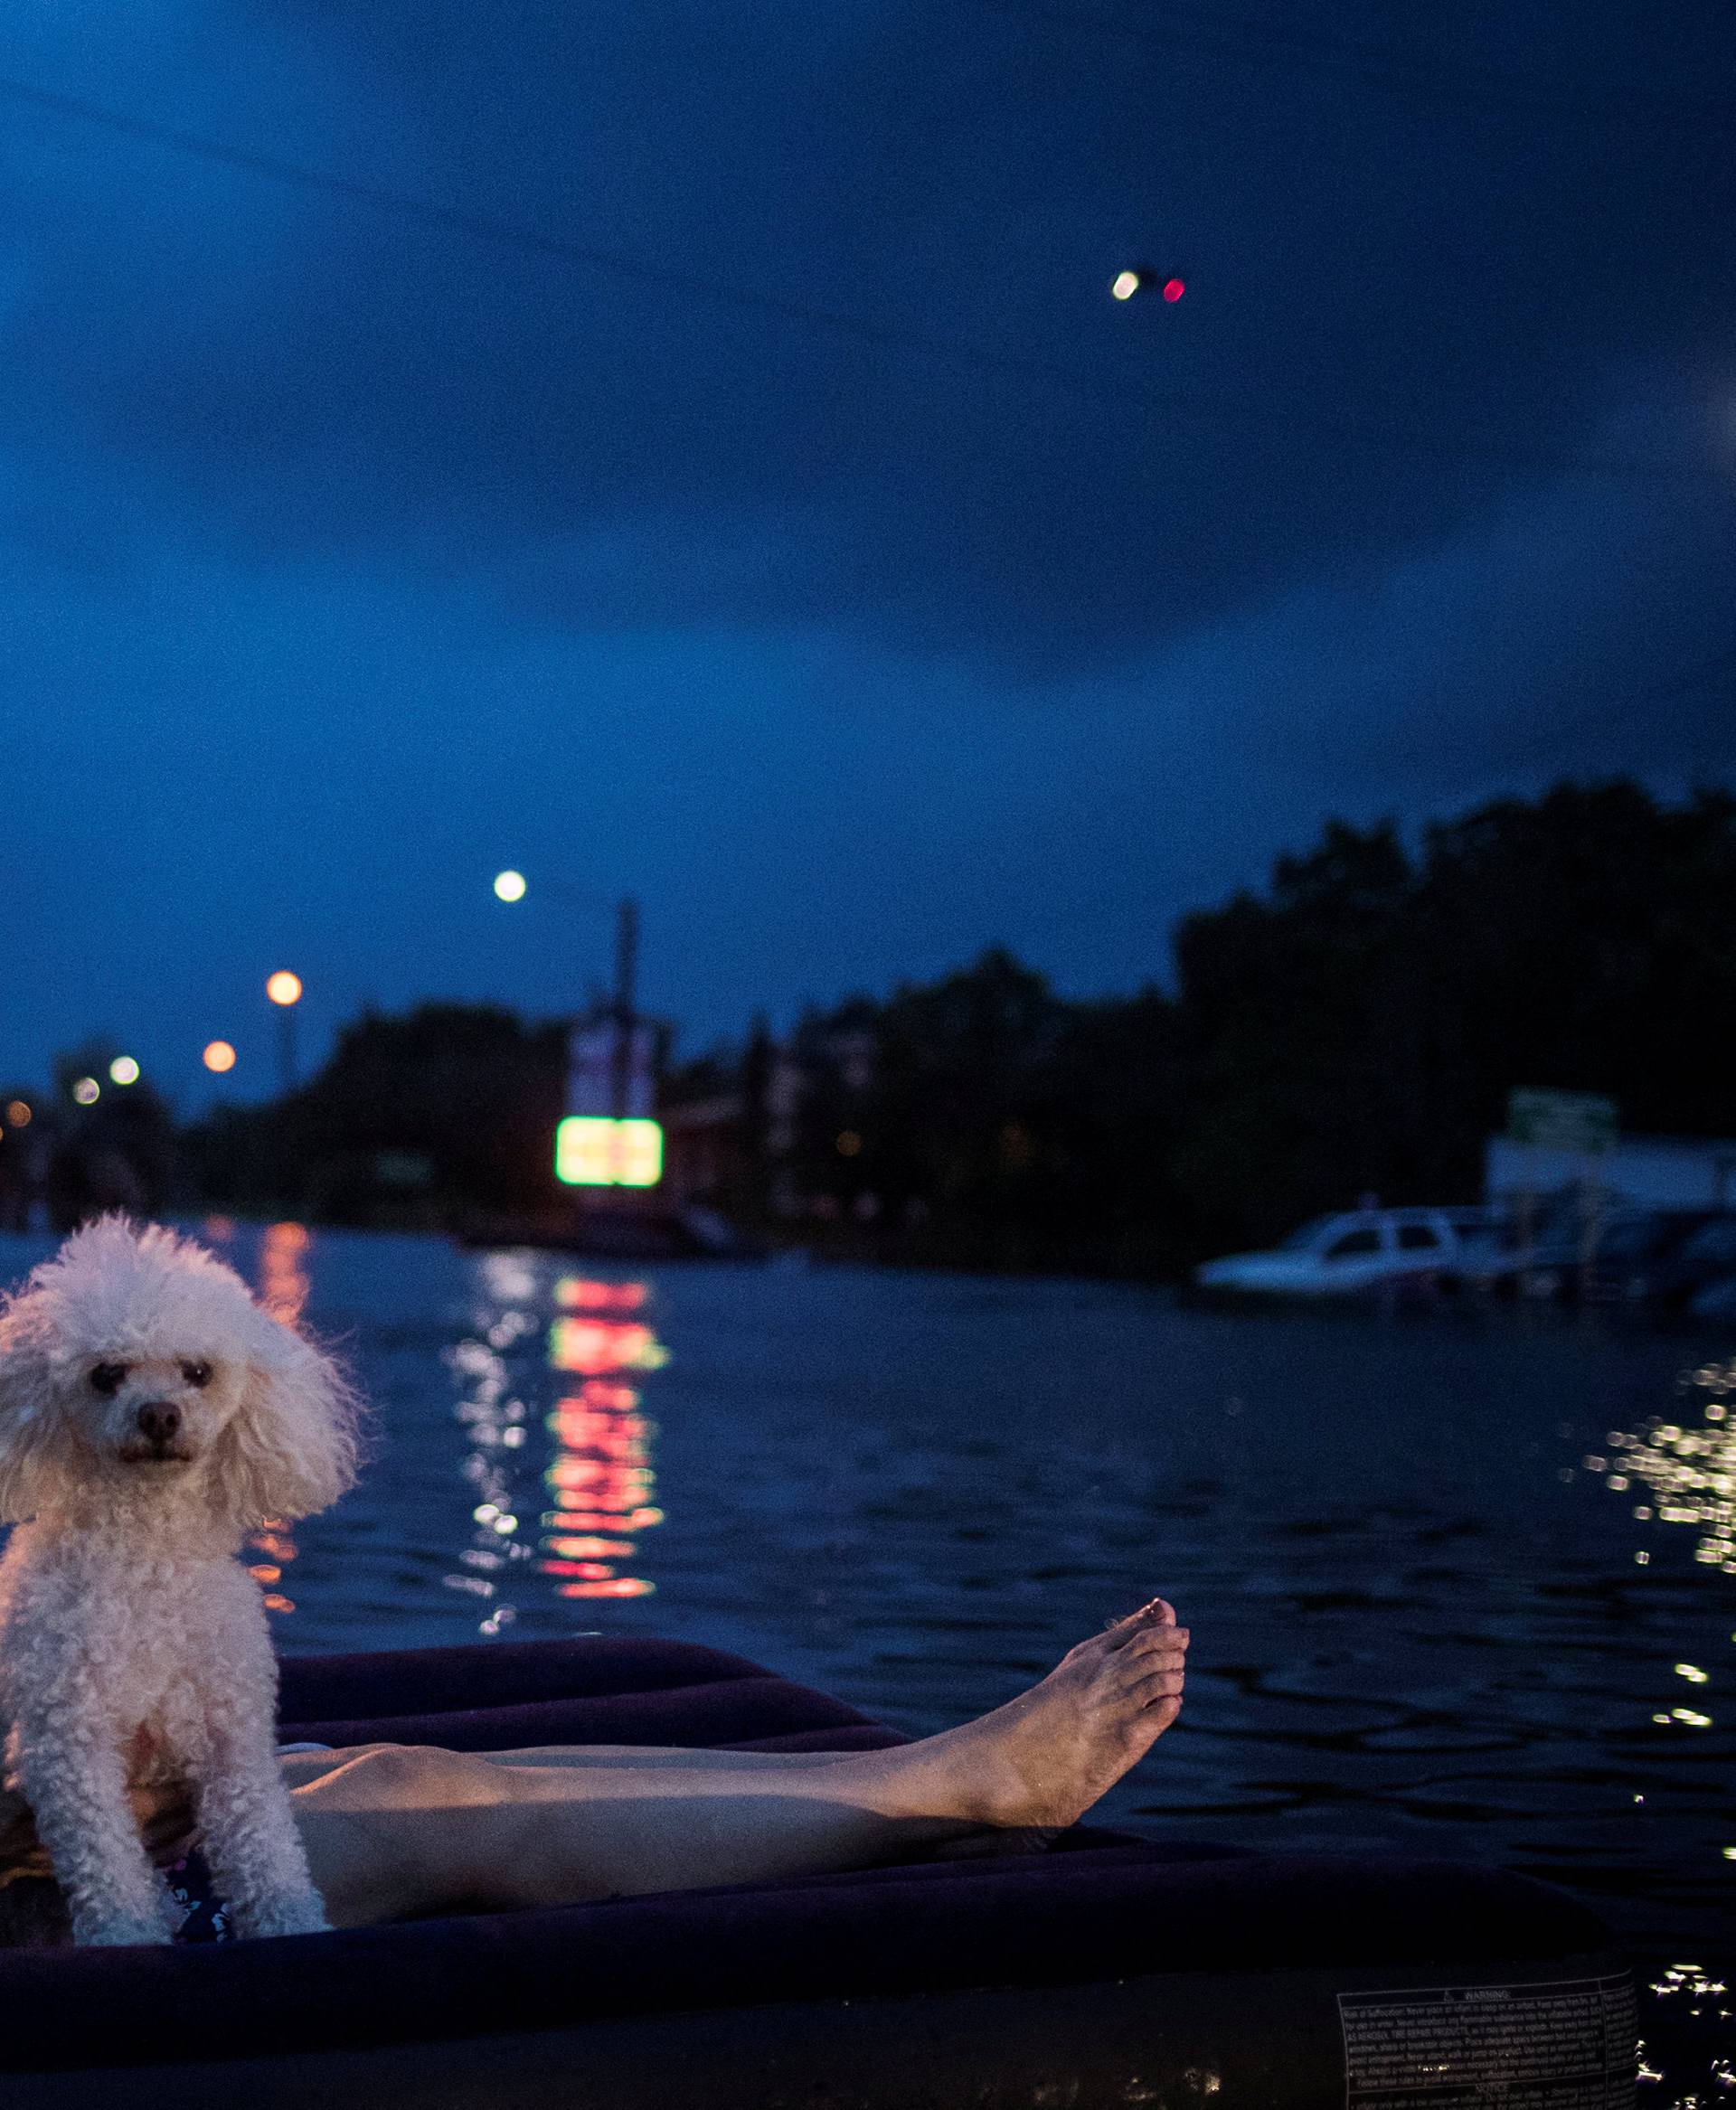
(136, 1402), (181, 1445)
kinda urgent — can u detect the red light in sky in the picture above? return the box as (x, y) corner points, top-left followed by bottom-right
(1162, 278), (1185, 303)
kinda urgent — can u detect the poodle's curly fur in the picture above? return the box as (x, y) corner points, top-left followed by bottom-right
(0, 1217), (360, 1945)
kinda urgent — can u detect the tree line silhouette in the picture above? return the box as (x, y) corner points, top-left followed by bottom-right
(14, 779), (1729, 1275)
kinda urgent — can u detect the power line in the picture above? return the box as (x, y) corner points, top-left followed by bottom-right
(0, 71), (1710, 483)
(967, 0), (1736, 135)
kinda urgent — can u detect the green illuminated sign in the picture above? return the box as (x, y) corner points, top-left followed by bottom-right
(556, 1116), (664, 1188)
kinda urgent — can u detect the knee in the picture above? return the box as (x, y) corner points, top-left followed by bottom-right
(318, 1742), (486, 1810)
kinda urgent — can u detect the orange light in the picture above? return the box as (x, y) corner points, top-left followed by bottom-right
(266, 971), (303, 1007)
(4, 1100), (29, 1127)
(557, 1578), (655, 1599)
(203, 1041), (238, 1074)
(259, 1220), (311, 1322)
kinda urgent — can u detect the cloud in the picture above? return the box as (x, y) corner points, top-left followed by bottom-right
(0, 0), (1732, 1098)
(2, 0), (1731, 678)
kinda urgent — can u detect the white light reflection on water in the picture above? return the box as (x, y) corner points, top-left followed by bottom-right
(1587, 1361), (1736, 1579)
(1586, 1360), (1735, 1759)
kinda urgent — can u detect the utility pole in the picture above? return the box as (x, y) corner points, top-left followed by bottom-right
(266, 971), (304, 1097)
(610, 896), (638, 1124)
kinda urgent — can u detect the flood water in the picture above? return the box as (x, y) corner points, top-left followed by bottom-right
(3, 1220), (1731, 2095)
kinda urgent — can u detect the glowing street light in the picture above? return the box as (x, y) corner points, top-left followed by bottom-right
(108, 1056), (140, 1086)
(4, 1100), (31, 1127)
(71, 1077), (99, 1106)
(266, 971), (303, 1007)
(203, 1041), (237, 1075)
(493, 870), (528, 902)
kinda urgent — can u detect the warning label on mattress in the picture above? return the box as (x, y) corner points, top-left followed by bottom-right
(1338, 1973), (1635, 2108)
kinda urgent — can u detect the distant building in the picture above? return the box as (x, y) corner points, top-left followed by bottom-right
(660, 1094), (743, 1207)
(1486, 1130), (1736, 1211)
(658, 1020), (880, 1218)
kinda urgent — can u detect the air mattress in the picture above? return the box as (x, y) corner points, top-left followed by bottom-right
(0, 1635), (1635, 2109)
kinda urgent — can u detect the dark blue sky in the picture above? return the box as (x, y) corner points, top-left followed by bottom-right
(4, 0), (1734, 1107)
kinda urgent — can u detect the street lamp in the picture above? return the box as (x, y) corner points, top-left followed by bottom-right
(108, 1056), (140, 1086)
(203, 1041), (237, 1075)
(267, 971), (303, 1095)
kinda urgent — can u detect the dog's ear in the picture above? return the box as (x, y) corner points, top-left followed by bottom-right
(210, 1328), (361, 1527)
(0, 1295), (62, 1525)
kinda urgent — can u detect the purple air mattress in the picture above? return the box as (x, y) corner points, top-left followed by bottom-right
(0, 1636), (1635, 2109)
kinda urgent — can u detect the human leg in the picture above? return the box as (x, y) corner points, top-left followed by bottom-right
(285, 1602), (1187, 1926)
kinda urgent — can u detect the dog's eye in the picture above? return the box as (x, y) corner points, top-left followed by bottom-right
(89, 1362), (128, 1397)
(181, 1360), (212, 1389)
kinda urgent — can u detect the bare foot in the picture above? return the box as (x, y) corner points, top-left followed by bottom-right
(886, 1600), (1189, 1831)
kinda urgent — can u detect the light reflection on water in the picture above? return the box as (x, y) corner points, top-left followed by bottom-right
(2, 1219), (1731, 2100)
(216, 1217), (310, 1621)
(540, 1276), (666, 1604)
(441, 1261), (672, 1631)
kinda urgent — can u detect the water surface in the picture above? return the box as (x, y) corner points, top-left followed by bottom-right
(3, 1221), (1731, 2093)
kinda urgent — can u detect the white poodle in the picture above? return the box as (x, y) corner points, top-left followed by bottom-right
(0, 1217), (359, 1945)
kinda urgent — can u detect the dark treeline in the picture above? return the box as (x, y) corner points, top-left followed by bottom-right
(18, 779), (1731, 1273)
(179, 1005), (571, 1230)
(678, 780), (1736, 1275)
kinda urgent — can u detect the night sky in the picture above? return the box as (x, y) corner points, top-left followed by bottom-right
(4, 0), (1734, 1107)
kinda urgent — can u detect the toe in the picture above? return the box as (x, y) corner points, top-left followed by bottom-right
(1105, 1599), (1175, 1647)
(1126, 1626), (1188, 1659)
(1128, 1665), (1185, 1703)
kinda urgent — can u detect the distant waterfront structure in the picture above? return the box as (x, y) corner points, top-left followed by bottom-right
(558, 1013), (663, 1189)
(1486, 1130), (1736, 1211)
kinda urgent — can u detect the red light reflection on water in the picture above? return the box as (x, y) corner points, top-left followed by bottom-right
(247, 1221), (312, 1615)
(539, 1288), (664, 1597)
(553, 1278), (648, 1314)
(548, 1317), (665, 1375)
